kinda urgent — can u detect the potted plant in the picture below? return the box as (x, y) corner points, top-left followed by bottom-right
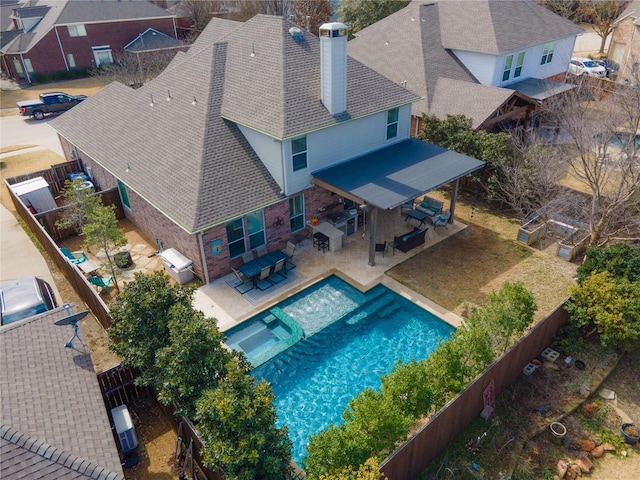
(621, 423), (639, 444)
(311, 216), (318, 226)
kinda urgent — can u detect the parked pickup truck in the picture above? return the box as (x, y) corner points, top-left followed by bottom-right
(17, 91), (87, 120)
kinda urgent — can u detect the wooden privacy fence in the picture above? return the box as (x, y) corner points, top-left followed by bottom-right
(97, 365), (151, 411)
(5, 173), (124, 329)
(380, 304), (569, 480)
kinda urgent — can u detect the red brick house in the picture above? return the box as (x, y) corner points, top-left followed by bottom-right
(0, 0), (176, 84)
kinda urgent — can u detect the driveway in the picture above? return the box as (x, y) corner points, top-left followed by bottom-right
(0, 114), (64, 156)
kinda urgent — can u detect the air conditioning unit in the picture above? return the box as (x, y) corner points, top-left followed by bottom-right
(111, 404), (138, 453)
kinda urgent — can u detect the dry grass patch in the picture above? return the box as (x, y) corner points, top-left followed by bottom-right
(389, 190), (578, 319)
(1, 77), (104, 111)
(1, 144), (36, 154)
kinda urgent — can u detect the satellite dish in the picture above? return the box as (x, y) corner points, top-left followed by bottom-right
(54, 306), (89, 348)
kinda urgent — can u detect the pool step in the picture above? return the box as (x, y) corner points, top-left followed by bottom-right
(343, 293), (398, 326)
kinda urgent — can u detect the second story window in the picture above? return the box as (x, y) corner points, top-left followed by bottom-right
(68, 24), (87, 37)
(541, 43), (555, 65)
(292, 136), (307, 172)
(502, 51), (525, 82)
(386, 107), (399, 140)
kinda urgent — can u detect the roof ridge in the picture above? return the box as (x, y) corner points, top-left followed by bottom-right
(0, 424), (125, 480)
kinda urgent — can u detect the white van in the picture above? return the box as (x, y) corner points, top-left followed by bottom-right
(0, 277), (58, 326)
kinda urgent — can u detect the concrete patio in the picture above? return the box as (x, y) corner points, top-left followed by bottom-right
(193, 206), (465, 331)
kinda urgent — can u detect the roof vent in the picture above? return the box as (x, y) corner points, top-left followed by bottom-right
(289, 27), (304, 42)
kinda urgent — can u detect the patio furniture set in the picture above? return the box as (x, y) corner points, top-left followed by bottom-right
(61, 247), (114, 293)
(231, 242), (296, 294)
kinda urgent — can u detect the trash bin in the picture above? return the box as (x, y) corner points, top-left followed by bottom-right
(159, 248), (194, 284)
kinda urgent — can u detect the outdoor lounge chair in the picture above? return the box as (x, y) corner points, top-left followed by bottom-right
(88, 275), (114, 294)
(283, 241), (296, 269)
(432, 209), (452, 229)
(231, 268), (254, 294)
(61, 247), (87, 264)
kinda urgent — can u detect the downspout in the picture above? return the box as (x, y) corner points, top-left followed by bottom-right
(198, 232), (210, 284)
(19, 53), (31, 84)
(54, 26), (69, 70)
(172, 17), (177, 39)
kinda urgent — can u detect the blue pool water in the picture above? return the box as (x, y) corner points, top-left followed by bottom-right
(240, 276), (455, 465)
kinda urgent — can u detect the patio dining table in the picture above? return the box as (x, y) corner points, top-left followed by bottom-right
(237, 250), (289, 284)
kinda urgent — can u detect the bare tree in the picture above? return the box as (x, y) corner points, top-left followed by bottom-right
(290, 0), (333, 34)
(576, 0), (627, 54)
(544, 78), (640, 246)
(180, 0), (225, 31)
(90, 49), (181, 88)
(223, 0), (291, 21)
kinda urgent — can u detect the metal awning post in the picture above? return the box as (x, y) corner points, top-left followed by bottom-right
(368, 206), (378, 266)
(449, 178), (460, 224)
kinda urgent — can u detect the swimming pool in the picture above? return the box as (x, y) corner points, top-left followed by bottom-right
(233, 275), (455, 465)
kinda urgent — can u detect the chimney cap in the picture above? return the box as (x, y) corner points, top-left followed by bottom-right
(319, 22), (347, 37)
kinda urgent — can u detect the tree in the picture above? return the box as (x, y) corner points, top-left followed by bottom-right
(90, 50), (179, 88)
(535, 0), (581, 20)
(290, 0), (333, 35)
(108, 271), (195, 384)
(55, 179), (102, 235)
(338, 0), (410, 37)
(82, 203), (127, 292)
(578, 243), (640, 284)
(223, 0), (291, 22)
(154, 304), (239, 417)
(565, 271), (640, 351)
(575, 0), (627, 54)
(195, 356), (292, 480)
(544, 81), (640, 246)
(180, 0), (225, 31)
(320, 457), (388, 480)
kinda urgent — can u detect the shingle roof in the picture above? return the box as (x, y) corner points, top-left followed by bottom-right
(124, 27), (185, 52)
(348, 0), (576, 129)
(51, 15), (420, 233)
(0, 308), (124, 479)
(1, 0), (174, 54)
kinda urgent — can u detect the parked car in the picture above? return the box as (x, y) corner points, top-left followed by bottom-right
(594, 58), (618, 78)
(568, 57), (607, 77)
(17, 91), (87, 120)
(0, 276), (58, 326)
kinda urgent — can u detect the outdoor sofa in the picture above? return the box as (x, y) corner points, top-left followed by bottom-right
(414, 196), (444, 219)
(393, 227), (427, 252)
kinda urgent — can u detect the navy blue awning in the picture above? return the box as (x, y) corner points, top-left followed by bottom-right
(313, 139), (484, 210)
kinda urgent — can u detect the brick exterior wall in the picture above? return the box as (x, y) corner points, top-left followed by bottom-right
(610, 16), (639, 83)
(6, 17), (175, 82)
(57, 136), (343, 284)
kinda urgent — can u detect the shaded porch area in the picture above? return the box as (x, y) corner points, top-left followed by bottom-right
(193, 202), (466, 331)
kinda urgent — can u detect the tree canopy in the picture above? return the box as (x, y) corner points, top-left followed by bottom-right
(290, 0), (333, 35)
(338, 0), (410, 37)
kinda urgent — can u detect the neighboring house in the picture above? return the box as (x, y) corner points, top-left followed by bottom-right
(0, 308), (124, 479)
(609, 0), (640, 84)
(50, 15), (483, 283)
(0, 0), (177, 84)
(348, 0), (583, 133)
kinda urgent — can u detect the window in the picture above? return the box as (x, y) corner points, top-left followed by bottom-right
(23, 58), (34, 78)
(117, 180), (130, 209)
(292, 136), (307, 172)
(502, 55), (513, 82)
(92, 46), (113, 66)
(12, 58), (25, 80)
(502, 51), (525, 82)
(540, 43), (555, 65)
(289, 194), (305, 232)
(246, 210), (265, 250)
(67, 53), (76, 69)
(514, 51), (525, 78)
(67, 24), (86, 37)
(225, 218), (246, 259)
(386, 107), (399, 140)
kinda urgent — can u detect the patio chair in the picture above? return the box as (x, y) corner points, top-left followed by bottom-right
(375, 241), (387, 258)
(242, 251), (255, 263)
(255, 245), (268, 257)
(283, 241), (296, 269)
(88, 275), (114, 294)
(61, 247), (87, 265)
(256, 265), (274, 291)
(432, 209), (452, 229)
(268, 258), (287, 284)
(231, 268), (254, 294)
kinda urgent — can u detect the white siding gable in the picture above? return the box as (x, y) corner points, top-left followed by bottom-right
(451, 50), (497, 85)
(239, 104), (413, 196)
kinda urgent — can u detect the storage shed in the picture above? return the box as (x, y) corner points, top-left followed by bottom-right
(10, 176), (57, 213)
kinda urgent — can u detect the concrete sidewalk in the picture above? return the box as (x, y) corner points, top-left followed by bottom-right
(0, 203), (60, 300)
